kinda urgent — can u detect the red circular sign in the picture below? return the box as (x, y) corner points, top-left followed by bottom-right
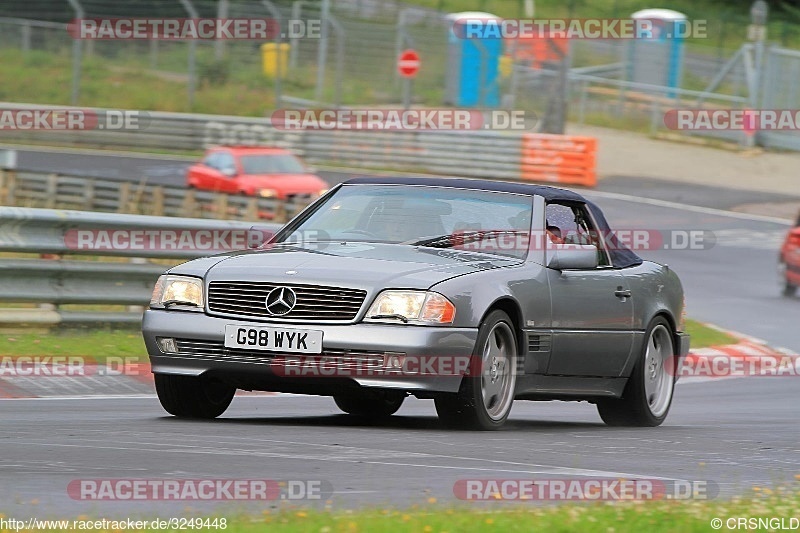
(397, 49), (420, 78)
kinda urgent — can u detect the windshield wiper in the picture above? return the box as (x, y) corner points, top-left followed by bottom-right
(410, 230), (526, 249)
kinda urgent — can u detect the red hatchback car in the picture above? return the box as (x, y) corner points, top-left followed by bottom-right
(779, 211), (800, 297)
(187, 146), (328, 200)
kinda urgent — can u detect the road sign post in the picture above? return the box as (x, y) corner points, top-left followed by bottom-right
(398, 49), (420, 110)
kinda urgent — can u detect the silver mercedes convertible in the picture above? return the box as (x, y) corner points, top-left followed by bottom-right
(142, 176), (689, 430)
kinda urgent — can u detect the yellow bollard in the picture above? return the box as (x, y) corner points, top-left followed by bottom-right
(261, 42), (290, 78)
(499, 54), (512, 78)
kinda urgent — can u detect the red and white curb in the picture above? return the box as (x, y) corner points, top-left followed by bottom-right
(680, 324), (796, 382)
(1, 325), (795, 397)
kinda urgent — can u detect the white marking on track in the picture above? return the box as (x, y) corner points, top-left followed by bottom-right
(584, 190), (793, 225)
(10, 438), (684, 482)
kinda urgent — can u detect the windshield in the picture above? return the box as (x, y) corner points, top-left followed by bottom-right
(240, 154), (306, 174)
(282, 184), (534, 259)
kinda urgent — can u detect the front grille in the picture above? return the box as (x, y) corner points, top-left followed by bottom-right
(173, 338), (387, 367)
(207, 281), (367, 321)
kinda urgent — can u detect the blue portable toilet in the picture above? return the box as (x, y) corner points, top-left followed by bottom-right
(445, 12), (503, 107)
(627, 9), (687, 96)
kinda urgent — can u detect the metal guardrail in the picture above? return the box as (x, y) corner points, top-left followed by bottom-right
(0, 103), (538, 182)
(301, 130), (525, 181)
(0, 168), (311, 222)
(0, 206), (281, 325)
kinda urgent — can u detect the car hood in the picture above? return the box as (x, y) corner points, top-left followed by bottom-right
(184, 242), (519, 290)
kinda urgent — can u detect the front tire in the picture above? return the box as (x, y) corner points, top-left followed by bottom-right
(334, 390), (405, 418)
(154, 374), (235, 419)
(435, 310), (517, 430)
(597, 317), (675, 427)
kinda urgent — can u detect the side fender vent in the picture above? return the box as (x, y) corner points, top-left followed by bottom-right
(528, 334), (552, 353)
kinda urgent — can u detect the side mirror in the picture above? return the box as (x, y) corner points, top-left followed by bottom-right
(547, 244), (599, 270)
(221, 167), (237, 177)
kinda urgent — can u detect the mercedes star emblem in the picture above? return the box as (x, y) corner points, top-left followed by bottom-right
(264, 286), (297, 315)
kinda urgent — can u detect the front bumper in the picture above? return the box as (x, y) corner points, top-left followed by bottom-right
(142, 310), (479, 394)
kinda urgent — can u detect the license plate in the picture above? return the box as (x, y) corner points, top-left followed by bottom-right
(224, 325), (323, 354)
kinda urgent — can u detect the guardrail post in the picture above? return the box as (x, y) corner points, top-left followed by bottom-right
(214, 193), (229, 220)
(66, 0), (84, 105)
(178, 0), (199, 108)
(151, 186), (165, 216)
(578, 80), (588, 125)
(4, 171), (16, 204)
(45, 174), (58, 209)
(21, 21), (31, 54)
(117, 182), (131, 213)
(127, 257), (148, 315)
(649, 98), (661, 136)
(0, 170), (7, 203)
(274, 200), (287, 223)
(245, 197), (259, 221)
(83, 180), (95, 210)
(181, 189), (198, 218)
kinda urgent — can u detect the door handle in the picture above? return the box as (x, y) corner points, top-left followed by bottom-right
(614, 288), (632, 298)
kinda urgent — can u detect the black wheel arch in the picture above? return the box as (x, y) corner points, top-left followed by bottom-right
(480, 297), (525, 355)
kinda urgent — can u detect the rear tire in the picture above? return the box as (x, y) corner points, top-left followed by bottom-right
(334, 390), (405, 418)
(434, 310), (517, 430)
(154, 374), (235, 419)
(597, 317), (675, 427)
(779, 262), (797, 297)
(784, 283), (797, 297)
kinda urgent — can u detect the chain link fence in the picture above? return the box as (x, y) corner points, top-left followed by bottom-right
(2, 1), (800, 149)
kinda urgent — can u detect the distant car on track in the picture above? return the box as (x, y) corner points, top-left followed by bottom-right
(779, 211), (800, 297)
(186, 146), (328, 200)
(143, 176), (690, 430)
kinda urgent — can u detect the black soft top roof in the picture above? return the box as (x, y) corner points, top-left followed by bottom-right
(342, 176), (643, 269)
(343, 175), (588, 203)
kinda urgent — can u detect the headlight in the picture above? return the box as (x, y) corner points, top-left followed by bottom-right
(366, 290), (455, 324)
(150, 275), (204, 309)
(259, 188), (278, 198)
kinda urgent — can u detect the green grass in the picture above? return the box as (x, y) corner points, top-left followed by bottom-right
(0, 49), (280, 116)
(684, 319), (738, 348)
(0, 328), (146, 362)
(6, 487), (800, 532)
(0, 319), (735, 364)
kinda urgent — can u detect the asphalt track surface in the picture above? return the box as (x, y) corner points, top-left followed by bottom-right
(2, 145), (799, 517)
(3, 378), (799, 516)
